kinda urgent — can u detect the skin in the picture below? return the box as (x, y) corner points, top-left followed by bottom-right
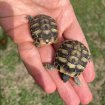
(0, 0), (95, 105)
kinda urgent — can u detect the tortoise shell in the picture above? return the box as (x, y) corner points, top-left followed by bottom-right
(54, 40), (91, 77)
(27, 14), (58, 47)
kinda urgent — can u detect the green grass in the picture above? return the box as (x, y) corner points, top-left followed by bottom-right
(42, 92), (64, 105)
(0, 27), (8, 50)
(0, 0), (105, 105)
(0, 38), (20, 72)
(71, 0), (105, 60)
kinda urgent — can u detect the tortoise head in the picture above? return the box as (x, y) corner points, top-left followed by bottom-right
(34, 38), (56, 47)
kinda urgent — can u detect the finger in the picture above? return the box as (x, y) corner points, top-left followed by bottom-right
(83, 61), (95, 82)
(63, 10), (95, 82)
(49, 71), (80, 105)
(18, 41), (56, 94)
(39, 46), (80, 105)
(70, 75), (93, 105)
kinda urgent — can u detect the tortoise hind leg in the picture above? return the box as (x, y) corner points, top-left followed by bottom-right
(60, 73), (70, 82)
(74, 76), (81, 86)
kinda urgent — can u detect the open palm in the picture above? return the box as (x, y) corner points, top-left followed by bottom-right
(0, 0), (95, 105)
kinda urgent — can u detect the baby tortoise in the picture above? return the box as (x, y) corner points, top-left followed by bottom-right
(27, 14), (58, 47)
(44, 40), (91, 86)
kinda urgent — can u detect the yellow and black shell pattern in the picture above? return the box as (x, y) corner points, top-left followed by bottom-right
(54, 40), (91, 77)
(27, 14), (58, 47)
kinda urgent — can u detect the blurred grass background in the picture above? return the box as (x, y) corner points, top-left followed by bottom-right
(0, 0), (105, 105)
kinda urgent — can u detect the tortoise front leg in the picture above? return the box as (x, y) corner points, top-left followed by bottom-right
(43, 63), (55, 70)
(60, 73), (70, 82)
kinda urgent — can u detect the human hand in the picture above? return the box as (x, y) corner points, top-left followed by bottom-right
(0, 0), (95, 105)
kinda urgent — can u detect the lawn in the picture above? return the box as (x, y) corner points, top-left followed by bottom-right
(0, 0), (105, 105)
